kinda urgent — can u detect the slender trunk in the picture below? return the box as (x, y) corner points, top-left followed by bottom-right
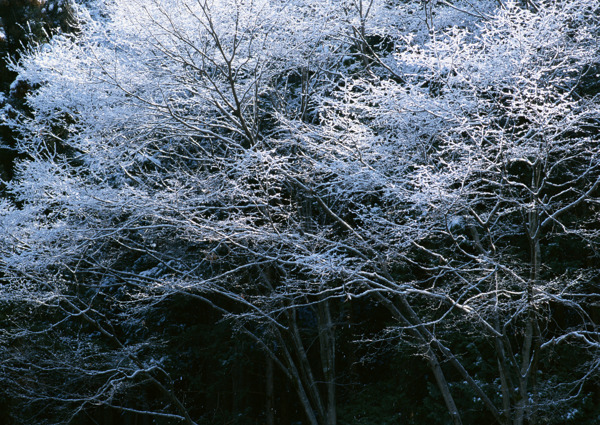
(287, 306), (327, 423)
(517, 169), (543, 425)
(277, 334), (321, 425)
(426, 345), (463, 425)
(372, 292), (463, 425)
(495, 332), (513, 424)
(259, 270), (324, 425)
(528, 235), (542, 425)
(318, 299), (337, 425)
(517, 230), (541, 425)
(515, 317), (533, 425)
(493, 272), (512, 425)
(397, 295), (509, 424)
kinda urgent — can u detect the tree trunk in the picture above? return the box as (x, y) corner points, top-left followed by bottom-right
(372, 292), (463, 425)
(287, 307), (327, 422)
(318, 299), (337, 425)
(426, 345), (463, 425)
(516, 175), (543, 425)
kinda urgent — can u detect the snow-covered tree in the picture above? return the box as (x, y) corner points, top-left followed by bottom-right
(1, 0), (354, 423)
(316, 1), (600, 423)
(1, 0), (599, 424)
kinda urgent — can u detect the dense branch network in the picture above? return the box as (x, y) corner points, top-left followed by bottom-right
(0, 0), (599, 424)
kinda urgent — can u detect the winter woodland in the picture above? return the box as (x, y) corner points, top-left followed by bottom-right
(0, 0), (600, 424)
